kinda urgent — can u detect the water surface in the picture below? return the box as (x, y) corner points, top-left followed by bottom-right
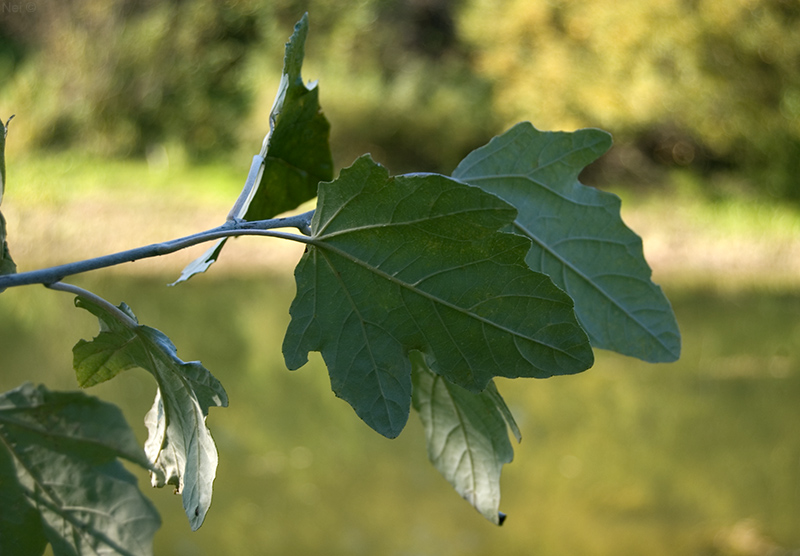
(1, 276), (798, 555)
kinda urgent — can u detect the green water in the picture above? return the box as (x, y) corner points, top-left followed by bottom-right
(1, 276), (799, 555)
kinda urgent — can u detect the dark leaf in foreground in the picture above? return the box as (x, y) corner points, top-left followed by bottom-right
(0, 383), (159, 556)
(284, 155), (593, 438)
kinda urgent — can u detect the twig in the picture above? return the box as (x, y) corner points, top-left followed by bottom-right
(0, 210), (314, 290)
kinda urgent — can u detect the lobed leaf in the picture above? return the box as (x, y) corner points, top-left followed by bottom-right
(411, 352), (518, 525)
(0, 382), (159, 556)
(1, 116), (17, 279)
(72, 296), (228, 531)
(175, 14), (332, 284)
(453, 122), (681, 363)
(283, 156), (593, 438)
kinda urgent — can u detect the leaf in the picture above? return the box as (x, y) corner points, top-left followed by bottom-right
(72, 301), (140, 388)
(411, 352), (518, 525)
(283, 155), (593, 438)
(174, 14), (332, 284)
(72, 296), (228, 531)
(453, 122), (681, 363)
(0, 382), (160, 556)
(1, 116), (16, 279)
(241, 13), (333, 221)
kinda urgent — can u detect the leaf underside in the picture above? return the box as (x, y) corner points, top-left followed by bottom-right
(283, 155), (593, 438)
(72, 296), (228, 531)
(411, 352), (518, 525)
(0, 383), (160, 556)
(453, 122), (681, 363)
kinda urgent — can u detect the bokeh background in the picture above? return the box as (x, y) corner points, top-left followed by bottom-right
(2, 1), (800, 554)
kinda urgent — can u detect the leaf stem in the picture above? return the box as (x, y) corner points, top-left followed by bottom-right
(46, 281), (139, 329)
(0, 211), (314, 289)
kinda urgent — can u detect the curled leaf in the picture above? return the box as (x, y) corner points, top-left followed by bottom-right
(73, 295), (228, 531)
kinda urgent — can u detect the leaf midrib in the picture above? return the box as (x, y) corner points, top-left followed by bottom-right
(513, 216), (673, 356)
(318, 248), (406, 433)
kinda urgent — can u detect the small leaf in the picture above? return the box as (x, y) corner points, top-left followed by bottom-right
(73, 296), (228, 531)
(283, 156), (593, 438)
(411, 352), (517, 525)
(1, 116), (17, 279)
(171, 240), (225, 287)
(0, 382), (160, 556)
(175, 14), (332, 284)
(453, 122), (681, 363)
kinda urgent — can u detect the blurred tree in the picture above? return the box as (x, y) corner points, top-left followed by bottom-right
(0, 0), (497, 174)
(0, 0), (262, 158)
(3, 0), (799, 197)
(262, 0), (498, 174)
(457, 0), (800, 197)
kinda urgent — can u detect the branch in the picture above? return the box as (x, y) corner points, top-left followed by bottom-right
(0, 211), (314, 290)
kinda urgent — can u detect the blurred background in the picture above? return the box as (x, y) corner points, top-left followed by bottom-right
(2, 0), (800, 554)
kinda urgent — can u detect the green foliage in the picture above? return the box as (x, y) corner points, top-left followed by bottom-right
(5, 0), (795, 195)
(0, 15), (680, 556)
(0, 0), (260, 158)
(0, 383), (159, 556)
(458, 0), (800, 196)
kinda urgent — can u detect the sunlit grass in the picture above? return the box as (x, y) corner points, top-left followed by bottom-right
(5, 151), (800, 289)
(5, 149), (244, 206)
(2, 150), (306, 274)
(610, 171), (800, 290)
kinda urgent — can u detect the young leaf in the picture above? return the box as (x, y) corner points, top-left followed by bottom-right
(72, 296), (228, 531)
(174, 14), (332, 284)
(1, 116), (17, 279)
(0, 382), (160, 556)
(453, 123), (681, 363)
(283, 156), (593, 438)
(411, 352), (518, 525)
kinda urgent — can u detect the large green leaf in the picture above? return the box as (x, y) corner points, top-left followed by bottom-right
(453, 123), (681, 363)
(411, 352), (518, 525)
(72, 296), (228, 531)
(0, 382), (159, 556)
(175, 14), (332, 284)
(283, 156), (593, 438)
(0, 116), (16, 279)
